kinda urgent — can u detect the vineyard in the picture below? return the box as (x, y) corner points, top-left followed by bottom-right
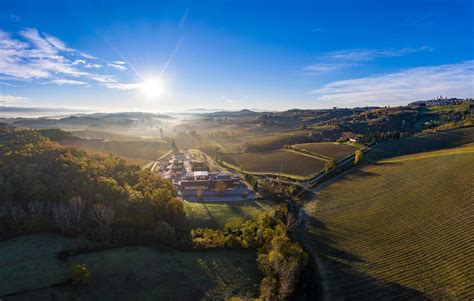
(304, 144), (474, 299)
(292, 142), (359, 160)
(220, 149), (326, 178)
(367, 126), (474, 161)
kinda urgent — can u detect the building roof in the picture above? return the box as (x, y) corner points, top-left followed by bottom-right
(193, 171), (209, 177)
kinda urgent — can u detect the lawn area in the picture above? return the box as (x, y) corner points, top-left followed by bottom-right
(220, 149), (326, 178)
(304, 145), (474, 300)
(183, 200), (275, 230)
(292, 142), (359, 160)
(1, 234), (260, 301)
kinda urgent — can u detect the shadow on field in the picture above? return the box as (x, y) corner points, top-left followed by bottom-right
(305, 214), (430, 300)
(202, 204), (219, 228)
(346, 169), (381, 179)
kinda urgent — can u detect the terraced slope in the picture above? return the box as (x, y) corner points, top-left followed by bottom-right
(305, 144), (474, 300)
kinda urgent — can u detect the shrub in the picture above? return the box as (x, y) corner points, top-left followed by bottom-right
(70, 264), (90, 286)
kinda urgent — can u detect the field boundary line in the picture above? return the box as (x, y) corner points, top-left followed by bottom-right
(383, 149), (474, 163)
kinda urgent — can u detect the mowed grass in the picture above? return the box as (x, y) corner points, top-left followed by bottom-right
(1, 234), (260, 300)
(293, 142), (359, 160)
(183, 200), (275, 230)
(367, 126), (474, 161)
(221, 149), (326, 178)
(305, 145), (474, 300)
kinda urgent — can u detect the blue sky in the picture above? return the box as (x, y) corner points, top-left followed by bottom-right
(0, 0), (473, 112)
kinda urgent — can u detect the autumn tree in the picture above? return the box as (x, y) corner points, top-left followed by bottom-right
(324, 158), (336, 173)
(215, 181), (227, 196)
(196, 187), (204, 201)
(354, 149), (363, 164)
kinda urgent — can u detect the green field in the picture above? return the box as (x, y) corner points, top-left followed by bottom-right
(292, 142), (359, 160)
(183, 200), (275, 230)
(367, 126), (474, 161)
(304, 145), (474, 300)
(1, 234), (260, 300)
(220, 149), (326, 178)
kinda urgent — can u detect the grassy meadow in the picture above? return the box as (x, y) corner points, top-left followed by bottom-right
(292, 142), (360, 160)
(220, 149), (326, 178)
(1, 234), (260, 301)
(183, 200), (275, 230)
(304, 144), (474, 300)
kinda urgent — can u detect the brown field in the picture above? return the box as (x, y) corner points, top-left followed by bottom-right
(60, 138), (170, 161)
(292, 142), (359, 160)
(304, 144), (474, 300)
(220, 149), (326, 178)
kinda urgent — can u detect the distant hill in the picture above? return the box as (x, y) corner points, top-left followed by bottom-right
(4, 112), (173, 132)
(202, 109), (262, 118)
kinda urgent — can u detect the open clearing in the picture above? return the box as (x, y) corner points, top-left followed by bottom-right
(220, 149), (326, 178)
(304, 144), (474, 300)
(1, 234), (260, 300)
(183, 200), (275, 230)
(292, 142), (359, 160)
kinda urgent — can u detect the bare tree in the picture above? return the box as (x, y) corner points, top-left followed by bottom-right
(27, 201), (44, 223)
(90, 203), (116, 242)
(69, 197), (85, 232)
(51, 202), (73, 234)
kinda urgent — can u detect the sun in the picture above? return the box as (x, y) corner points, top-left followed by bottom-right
(141, 78), (163, 98)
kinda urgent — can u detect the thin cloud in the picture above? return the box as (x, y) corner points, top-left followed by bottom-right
(0, 94), (29, 103)
(108, 63), (127, 71)
(0, 27), (139, 90)
(311, 60), (474, 106)
(49, 79), (89, 86)
(304, 46), (432, 74)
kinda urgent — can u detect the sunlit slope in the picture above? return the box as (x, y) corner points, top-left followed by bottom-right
(305, 144), (474, 300)
(367, 126), (474, 161)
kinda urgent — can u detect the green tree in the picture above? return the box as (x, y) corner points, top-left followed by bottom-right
(70, 264), (90, 286)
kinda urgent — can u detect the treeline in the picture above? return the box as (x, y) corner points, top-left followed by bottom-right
(0, 127), (184, 245)
(191, 206), (308, 300)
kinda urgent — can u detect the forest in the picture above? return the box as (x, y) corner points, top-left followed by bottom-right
(0, 126), (184, 245)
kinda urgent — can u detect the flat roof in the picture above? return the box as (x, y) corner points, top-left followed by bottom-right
(193, 171), (209, 177)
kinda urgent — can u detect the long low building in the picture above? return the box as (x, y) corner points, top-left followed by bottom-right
(159, 153), (241, 191)
(179, 171), (240, 191)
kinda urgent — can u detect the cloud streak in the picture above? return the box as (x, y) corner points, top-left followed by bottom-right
(0, 94), (29, 103)
(304, 46), (432, 74)
(0, 27), (138, 90)
(311, 60), (474, 106)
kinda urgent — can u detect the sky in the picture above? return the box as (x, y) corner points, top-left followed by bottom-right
(0, 0), (473, 113)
